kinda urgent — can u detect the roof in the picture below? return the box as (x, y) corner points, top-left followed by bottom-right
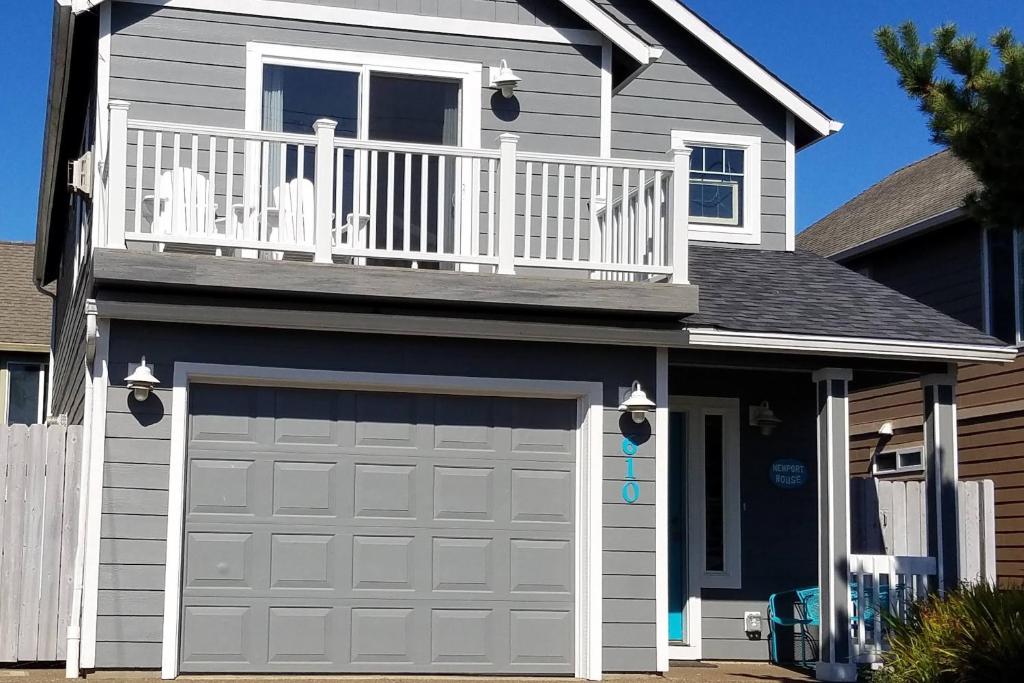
(798, 150), (981, 259)
(685, 245), (1003, 349)
(62, 0), (840, 137)
(0, 242), (52, 352)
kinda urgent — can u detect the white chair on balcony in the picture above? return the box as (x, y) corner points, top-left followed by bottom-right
(142, 167), (223, 254)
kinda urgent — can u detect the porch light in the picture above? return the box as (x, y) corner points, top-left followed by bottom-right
(489, 60), (522, 98)
(750, 401), (782, 436)
(878, 421), (895, 437)
(125, 357), (159, 402)
(619, 381), (656, 423)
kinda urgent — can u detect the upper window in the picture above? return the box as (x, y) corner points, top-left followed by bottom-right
(672, 130), (762, 245)
(5, 363), (45, 425)
(983, 226), (1024, 345)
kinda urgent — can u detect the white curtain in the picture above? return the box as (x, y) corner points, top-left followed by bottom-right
(263, 66), (285, 199)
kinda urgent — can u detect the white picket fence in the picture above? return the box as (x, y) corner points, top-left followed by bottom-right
(851, 478), (997, 585)
(0, 424), (83, 662)
(849, 554), (937, 663)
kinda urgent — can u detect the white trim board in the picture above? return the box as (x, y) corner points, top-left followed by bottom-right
(654, 348), (669, 671)
(558, 0), (656, 64)
(159, 364), (604, 680)
(86, 0), (604, 46)
(685, 328), (1018, 364)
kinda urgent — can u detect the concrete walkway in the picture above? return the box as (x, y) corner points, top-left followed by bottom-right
(0, 663), (814, 683)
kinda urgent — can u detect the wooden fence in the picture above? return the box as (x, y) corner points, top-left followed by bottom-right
(0, 424), (83, 663)
(851, 478), (997, 584)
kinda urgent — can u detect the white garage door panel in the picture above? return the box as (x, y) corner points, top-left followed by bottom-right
(180, 386), (577, 674)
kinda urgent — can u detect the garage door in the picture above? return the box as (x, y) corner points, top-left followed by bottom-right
(179, 385), (577, 674)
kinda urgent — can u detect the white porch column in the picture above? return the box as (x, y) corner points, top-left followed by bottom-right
(922, 369), (959, 592)
(812, 368), (856, 682)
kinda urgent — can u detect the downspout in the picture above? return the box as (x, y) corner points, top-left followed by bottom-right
(34, 282), (57, 421)
(65, 299), (97, 679)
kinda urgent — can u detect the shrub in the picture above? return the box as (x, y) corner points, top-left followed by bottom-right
(875, 582), (1024, 682)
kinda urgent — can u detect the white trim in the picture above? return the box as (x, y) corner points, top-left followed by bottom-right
(79, 318), (110, 670)
(785, 113), (796, 251)
(159, 364), (604, 680)
(685, 328), (1018, 364)
(557, 0), (654, 64)
(600, 40), (612, 159)
(90, 1), (110, 257)
(982, 227), (993, 337)
(108, 0), (603, 46)
(654, 349), (669, 671)
(647, 0), (841, 138)
(671, 130), (762, 245)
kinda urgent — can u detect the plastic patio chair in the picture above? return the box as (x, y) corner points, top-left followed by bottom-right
(768, 587), (819, 668)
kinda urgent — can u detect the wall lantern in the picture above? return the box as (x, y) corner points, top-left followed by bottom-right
(125, 357), (160, 402)
(878, 421), (895, 437)
(619, 381), (656, 424)
(489, 59), (522, 98)
(749, 401), (782, 436)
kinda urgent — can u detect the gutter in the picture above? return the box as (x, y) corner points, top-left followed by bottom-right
(826, 207), (967, 263)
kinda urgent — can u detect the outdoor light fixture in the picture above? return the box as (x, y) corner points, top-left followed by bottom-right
(878, 421), (895, 437)
(619, 381), (656, 424)
(749, 401), (782, 436)
(125, 357), (159, 402)
(489, 60), (522, 98)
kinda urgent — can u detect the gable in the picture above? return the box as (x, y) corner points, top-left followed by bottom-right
(64, 0), (839, 139)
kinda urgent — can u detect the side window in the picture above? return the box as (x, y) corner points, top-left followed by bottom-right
(873, 446), (924, 477)
(983, 227), (1021, 344)
(6, 363), (46, 425)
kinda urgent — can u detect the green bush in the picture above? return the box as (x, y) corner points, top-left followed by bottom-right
(874, 582), (1024, 682)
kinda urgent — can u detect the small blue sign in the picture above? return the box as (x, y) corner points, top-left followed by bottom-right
(622, 436), (640, 503)
(770, 459), (808, 489)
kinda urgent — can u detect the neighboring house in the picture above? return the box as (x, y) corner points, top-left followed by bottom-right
(36, 2), (1015, 681)
(0, 241), (51, 425)
(799, 149), (1023, 588)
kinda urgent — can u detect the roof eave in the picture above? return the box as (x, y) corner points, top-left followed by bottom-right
(685, 328), (1016, 365)
(827, 207), (968, 263)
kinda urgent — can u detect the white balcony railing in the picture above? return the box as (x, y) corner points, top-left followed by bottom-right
(104, 101), (691, 283)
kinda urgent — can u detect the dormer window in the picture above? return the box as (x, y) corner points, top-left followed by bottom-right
(672, 130), (763, 245)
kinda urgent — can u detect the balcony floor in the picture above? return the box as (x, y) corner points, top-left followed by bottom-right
(92, 249), (698, 318)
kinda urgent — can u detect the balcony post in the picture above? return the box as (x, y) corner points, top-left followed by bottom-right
(496, 133), (519, 275)
(313, 118), (338, 264)
(666, 141), (691, 284)
(106, 101), (131, 249)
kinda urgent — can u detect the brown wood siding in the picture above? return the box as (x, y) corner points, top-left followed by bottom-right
(844, 220), (985, 331)
(850, 354), (1024, 586)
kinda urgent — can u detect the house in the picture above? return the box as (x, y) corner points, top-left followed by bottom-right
(799, 149), (1023, 588)
(0, 241), (51, 425)
(36, 1), (1015, 681)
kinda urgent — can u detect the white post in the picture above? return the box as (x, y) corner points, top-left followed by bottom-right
(922, 368), (960, 593)
(313, 118), (338, 264)
(813, 368), (857, 683)
(497, 133), (519, 275)
(666, 140), (691, 284)
(106, 101), (131, 249)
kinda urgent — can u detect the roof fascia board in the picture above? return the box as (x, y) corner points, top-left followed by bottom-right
(557, 0), (655, 63)
(646, 0), (841, 138)
(72, 0), (610, 48)
(685, 328), (1016, 364)
(827, 207), (968, 262)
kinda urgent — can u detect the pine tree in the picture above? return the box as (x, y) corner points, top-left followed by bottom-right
(875, 22), (1024, 230)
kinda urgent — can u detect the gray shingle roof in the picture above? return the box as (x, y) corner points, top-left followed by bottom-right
(797, 150), (980, 257)
(0, 242), (52, 348)
(685, 245), (1002, 347)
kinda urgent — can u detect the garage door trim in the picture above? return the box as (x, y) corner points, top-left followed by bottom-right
(158, 363), (605, 680)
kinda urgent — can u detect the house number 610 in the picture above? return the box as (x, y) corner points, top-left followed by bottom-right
(622, 436), (640, 504)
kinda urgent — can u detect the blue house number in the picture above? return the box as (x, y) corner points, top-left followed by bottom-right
(622, 436), (640, 503)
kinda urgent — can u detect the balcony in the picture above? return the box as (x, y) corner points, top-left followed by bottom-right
(100, 102), (696, 314)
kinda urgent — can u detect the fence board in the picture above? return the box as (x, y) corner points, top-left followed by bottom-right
(0, 425), (83, 663)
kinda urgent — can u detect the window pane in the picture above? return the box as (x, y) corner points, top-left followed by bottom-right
(724, 149), (744, 174)
(704, 147), (724, 172)
(987, 229), (1016, 343)
(689, 146), (704, 171)
(899, 449), (922, 469)
(369, 74), (460, 145)
(705, 414), (725, 572)
(875, 451), (898, 473)
(7, 364), (42, 425)
(264, 65), (359, 137)
(686, 145), (743, 226)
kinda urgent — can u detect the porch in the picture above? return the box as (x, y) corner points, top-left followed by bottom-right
(99, 101), (697, 295)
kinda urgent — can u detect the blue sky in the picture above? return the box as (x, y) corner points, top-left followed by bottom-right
(1, 1), (1021, 243)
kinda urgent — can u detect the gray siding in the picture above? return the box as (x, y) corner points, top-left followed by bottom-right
(109, 2), (602, 157)
(50, 237), (91, 426)
(668, 364), (819, 661)
(274, 0), (588, 28)
(97, 320), (658, 671)
(595, 0), (791, 251)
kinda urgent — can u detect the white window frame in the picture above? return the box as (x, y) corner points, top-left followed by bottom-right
(671, 130), (762, 245)
(4, 361), (47, 425)
(873, 445), (925, 477)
